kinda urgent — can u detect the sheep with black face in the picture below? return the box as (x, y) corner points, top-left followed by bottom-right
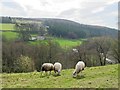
(73, 61), (85, 77)
(54, 62), (62, 75)
(41, 63), (54, 75)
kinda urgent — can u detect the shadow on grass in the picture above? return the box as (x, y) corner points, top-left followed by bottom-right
(40, 75), (47, 78)
(52, 74), (61, 77)
(40, 73), (51, 78)
(73, 75), (85, 79)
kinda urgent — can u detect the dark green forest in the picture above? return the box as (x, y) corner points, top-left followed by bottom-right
(38, 18), (118, 38)
(1, 16), (118, 39)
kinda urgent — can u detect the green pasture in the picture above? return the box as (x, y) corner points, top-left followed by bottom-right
(54, 38), (82, 49)
(2, 31), (18, 40)
(2, 64), (119, 88)
(29, 37), (82, 49)
(2, 30), (83, 49)
(0, 23), (15, 30)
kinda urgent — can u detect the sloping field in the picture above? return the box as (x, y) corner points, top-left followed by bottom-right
(2, 31), (18, 40)
(0, 23), (15, 30)
(2, 64), (119, 88)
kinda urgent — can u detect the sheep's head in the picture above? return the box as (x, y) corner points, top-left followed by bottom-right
(72, 71), (77, 77)
(41, 66), (44, 71)
(51, 65), (54, 70)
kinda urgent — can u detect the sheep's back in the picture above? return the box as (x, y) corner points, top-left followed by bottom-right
(54, 62), (62, 71)
(75, 61), (85, 71)
(42, 63), (54, 71)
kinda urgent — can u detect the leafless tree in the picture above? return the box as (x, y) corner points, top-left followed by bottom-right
(111, 39), (120, 63)
(92, 37), (112, 65)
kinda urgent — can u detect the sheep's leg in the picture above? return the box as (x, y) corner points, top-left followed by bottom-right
(45, 71), (47, 76)
(49, 71), (51, 75)
(58, 70), (61, 76)
(57, 72), (60, 75)
(41, 71), (43, 76)
(53, 71), (56, 76)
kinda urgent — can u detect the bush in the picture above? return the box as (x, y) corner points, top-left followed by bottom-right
(14, 55), (35, 73)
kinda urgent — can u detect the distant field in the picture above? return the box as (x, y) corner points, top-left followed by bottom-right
(54, 38), (82, 49)
(2, 64), (118, 88)
(30, 38), (82, 49)
(2, 31), (83, 48)
(2, 31), (18, 40)
(0, 23), (15, 30)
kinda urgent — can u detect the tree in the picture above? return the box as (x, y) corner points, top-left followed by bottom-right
(14, 55), (35, 73)
(14, 19), (48, 41)
(74, 37), (112, 66)
(67, 32), (78, 39)
(92, 37), (111, 65)
(15, 23), (32, 41)
(111, 39), (120, 63)
(2, 16), (12, 23)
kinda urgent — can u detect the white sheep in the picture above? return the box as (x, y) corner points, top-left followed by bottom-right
(41, 63), (54, 75)
(54, 62), (62, 75)
(73, 61), (85, 77)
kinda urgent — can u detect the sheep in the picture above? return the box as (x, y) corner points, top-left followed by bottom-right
(53, 62), (62, 75)
(73, 61), (85, 77)
(41, 63), (54, 75)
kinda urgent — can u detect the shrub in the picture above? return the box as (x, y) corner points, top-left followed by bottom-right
(14, 55), (35, 73)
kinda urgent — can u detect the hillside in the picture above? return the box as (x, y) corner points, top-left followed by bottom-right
(2, 64), (119, 88)
(1, 17), (118, 39)
(33, 18), (118, 38)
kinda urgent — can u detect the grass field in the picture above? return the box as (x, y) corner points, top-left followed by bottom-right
(0, 23), (15, 30)
(2, 31), (82, 48)
(2, 31), (18, 40)
(2, 64), (119, 88)
(29, 38), (82, 49)
(54, 38), (82, 49)
(0, 23), (83, 48)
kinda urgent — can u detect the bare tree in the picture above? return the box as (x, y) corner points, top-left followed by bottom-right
(111, 39), (120, 63)
(93, 37), (111, 65)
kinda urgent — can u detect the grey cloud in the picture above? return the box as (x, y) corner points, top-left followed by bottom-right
(56, 2), (117, 29)
(2, 1), (22, 10)
(58, 8), (77, 17)
(57, 8), (93, 19)
(1, 1), (27, 16)
(57, 1), (108, 19)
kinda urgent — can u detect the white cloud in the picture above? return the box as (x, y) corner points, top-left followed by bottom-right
(0, 1), (27, 17)
(0, 0), (118, 29)
(106, 0), (119, 5)
(92, 7), (105, 13)
(111, 11), (118, 17)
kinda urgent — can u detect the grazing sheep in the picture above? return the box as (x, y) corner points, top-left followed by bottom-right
(41, 63), (54, 75)
(73, 61), (85, 77)
(54, 62), (62, 75)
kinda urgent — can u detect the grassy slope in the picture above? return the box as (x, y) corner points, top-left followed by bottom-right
(2, 31), (82, 48)
(2, 32), (18, 40)
(54, 38), (82, 49)
(30, 38), (82, 49)
(0, 23), (82, 48)
(0, 23), (15, 30)
(2, 64), (119, 88)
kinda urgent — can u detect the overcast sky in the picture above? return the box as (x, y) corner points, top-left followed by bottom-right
(0, 0), (119, 29)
